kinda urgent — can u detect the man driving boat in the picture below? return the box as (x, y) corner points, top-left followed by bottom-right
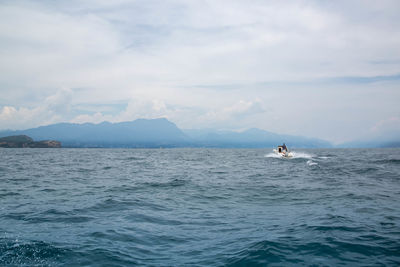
(282, 143), (287, 151)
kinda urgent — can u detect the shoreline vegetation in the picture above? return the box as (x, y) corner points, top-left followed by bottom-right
(0, 135), (61, 148)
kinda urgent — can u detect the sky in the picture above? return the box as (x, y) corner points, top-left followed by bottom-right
(0, 0), (399, 144)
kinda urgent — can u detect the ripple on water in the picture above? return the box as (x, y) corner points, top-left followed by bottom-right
(141, 178), (188, 188)
(0, 239), (67, 266)
(225, 236), (400, 266)
(5, 209), (95, 224)
(226, 239), (303, 265)
(0, 191), (20, 198)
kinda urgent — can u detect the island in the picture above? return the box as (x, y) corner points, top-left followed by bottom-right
(0, 135), (61, 148)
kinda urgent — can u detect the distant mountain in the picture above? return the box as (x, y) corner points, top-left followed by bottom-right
(183, 128), (332, 148)
(0, 118), (189, 148)
(0, 118), (332, 148)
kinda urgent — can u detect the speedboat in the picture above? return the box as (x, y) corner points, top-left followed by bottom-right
(273, 144), (293, 158)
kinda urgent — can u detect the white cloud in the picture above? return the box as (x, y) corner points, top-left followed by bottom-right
(72, 112), (113, 125)
(0, 0), (399, 142)
(0, 88), (74, 130)
(68, 98), (267, 128)
(369, 117), (400, 140)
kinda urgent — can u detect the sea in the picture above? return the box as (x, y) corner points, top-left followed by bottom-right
(1, 148), (399, 266)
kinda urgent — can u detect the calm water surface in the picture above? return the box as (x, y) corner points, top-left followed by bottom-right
(1, 148), (399, 266)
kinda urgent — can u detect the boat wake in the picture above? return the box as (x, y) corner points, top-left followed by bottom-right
(264, 151), (314, 159)
(289, 152), (313, 159)
(265, 150), (320, 166)
(264, 153), (284, 159)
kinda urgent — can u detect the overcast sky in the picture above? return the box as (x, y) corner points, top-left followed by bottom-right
(0, 0), (399, 143)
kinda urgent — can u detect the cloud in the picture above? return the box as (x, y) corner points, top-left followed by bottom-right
(71, 112), (113, 125)
(0, 0), (400, 142)
(0, 88), (74, 130)
(201, 100), (265, 122)
(369, 117), (400, 140)
(0, 90), (267, 131)
(2, 0), (399, 92)
(70, 98), (268, 130)
(0, 105), (57, 130)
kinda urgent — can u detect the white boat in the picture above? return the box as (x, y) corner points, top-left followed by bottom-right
(273, 144), (293, 158)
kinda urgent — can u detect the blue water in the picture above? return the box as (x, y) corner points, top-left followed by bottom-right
(1, 148), (399, 266)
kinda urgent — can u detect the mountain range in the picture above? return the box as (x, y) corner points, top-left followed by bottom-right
(0, 118), (331, 148)
(0, 119), (187, 148)
(182, 128), (331, 148)
(0, 118), (394, 148)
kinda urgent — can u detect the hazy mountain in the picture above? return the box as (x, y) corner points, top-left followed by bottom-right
(0, 118), (333, 148)
(183, 128), (332, 148)
(0, 118), (189, 148)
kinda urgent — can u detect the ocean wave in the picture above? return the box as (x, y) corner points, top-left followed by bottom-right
(0, 238), (67, 266)
(307, 160), (318, 166)
(307, 225), (363, 232)
(352, 166), (381, 175)
(226, 239), (302, 265)
(226, 236), (400, 266)
(79, 198), (139, 213)
(75, 197), (171, 214)
(121, 156), (146, 161)
(374, 159), (400, 165)
(142, 178), (188, 188)
(4, 209), (95, 224)
(0, 191), (20, 197)
(124, 212), (184, 226)
(1, 148), (400, 266)
(89, 230), (150, 245)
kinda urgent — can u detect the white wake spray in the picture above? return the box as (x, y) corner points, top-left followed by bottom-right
(289, 151), (314, 159)
(265, 150), (318, 165)
(264, 151), (314, 159)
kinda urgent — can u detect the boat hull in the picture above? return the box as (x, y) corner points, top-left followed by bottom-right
(273, 149), (293, 158)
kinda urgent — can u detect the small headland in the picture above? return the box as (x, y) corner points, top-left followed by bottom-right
(0, 135), (61, 148)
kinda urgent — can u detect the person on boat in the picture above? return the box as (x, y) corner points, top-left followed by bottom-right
(282, 143), (287, 151)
